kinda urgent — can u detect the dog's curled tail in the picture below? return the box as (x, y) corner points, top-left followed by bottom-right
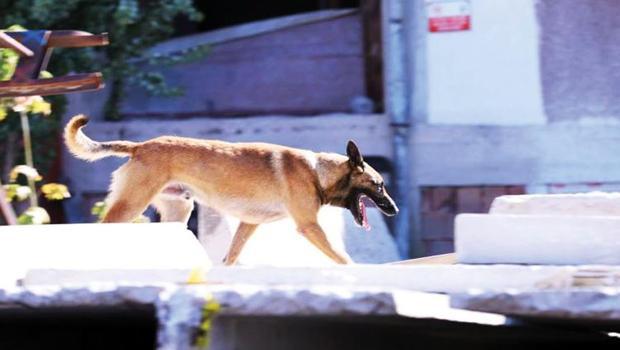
(64, 115), (137, 161)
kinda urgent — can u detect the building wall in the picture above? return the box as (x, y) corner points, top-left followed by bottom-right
(425, 0), (545, 125)
(538, 0), (620, 123)
(400, 0), (620, 256)
(121, 11), (366, 117)
(412, 0), (620, 126)
(404, 0), (620, 187)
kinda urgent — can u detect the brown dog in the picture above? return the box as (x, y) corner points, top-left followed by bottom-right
(64, 115), (399, 265)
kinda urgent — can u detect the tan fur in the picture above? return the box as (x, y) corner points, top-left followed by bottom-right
(64, 115), (398, 265)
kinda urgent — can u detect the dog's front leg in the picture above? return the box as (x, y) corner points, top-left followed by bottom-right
(298, 223), (353, 264)
(223, 222), (259, 266)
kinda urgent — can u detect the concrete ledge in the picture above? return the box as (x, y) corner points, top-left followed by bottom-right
(5, 264), (620, 349)
(490, 192), (620, 216)
(205, 265), (575, 294)
(451, 288), (620, 322)
(456, 214), (620, 265)
(0, 223), (210, 286)
(148, 9), (358, 56)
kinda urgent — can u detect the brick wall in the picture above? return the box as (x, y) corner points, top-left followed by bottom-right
(420, 185), (525, 255)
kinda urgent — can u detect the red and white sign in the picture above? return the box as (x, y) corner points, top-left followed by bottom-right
(426, 0), (471, 33)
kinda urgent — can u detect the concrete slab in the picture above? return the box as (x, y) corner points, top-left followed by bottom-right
(0, 223), (210, 286)
(204, 265), (576, 294)
(455, 214), (620, 265)
(451, 288), (620, 322)
(490, 192), (620, 216)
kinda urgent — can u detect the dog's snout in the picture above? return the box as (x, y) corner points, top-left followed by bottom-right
(390, 204), (399, 215)
(378, 200), (398, 216)
(385, 204), (398, 216)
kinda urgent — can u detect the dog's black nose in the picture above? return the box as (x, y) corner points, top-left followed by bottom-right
(386, 205), (399, 216)
(392, 205), (399, 215)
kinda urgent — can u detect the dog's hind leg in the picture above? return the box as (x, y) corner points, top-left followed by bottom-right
(223, 222), (258, 266)
(102, 162), (168, 223)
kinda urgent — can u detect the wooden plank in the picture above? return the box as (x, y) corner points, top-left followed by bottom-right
(0, 73), (103, 97)
(0, 32), (33, 56)
(47, 31), (108, 48)
(8, 31), (51, 81)
(361, 0), (384, 111)
(388, 253), (457, 265)
(0, 185), (17, 225)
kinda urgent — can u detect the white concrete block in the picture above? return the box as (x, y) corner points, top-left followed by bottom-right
(490, 192), (620, 216)
(456, 214), (620, 265)
(206, 265), (575, 294)
(0, 223), (210, 286)
(198, 206), (400, 266)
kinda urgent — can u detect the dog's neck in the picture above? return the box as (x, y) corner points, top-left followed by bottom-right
(315, 153), (352, 206)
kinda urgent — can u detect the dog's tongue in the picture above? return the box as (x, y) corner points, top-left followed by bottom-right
(361, 199), (370, 231)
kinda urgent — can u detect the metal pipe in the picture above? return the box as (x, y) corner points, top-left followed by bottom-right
(383, 0), (412, 259)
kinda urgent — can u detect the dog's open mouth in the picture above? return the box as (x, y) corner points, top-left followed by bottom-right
(351, 193), (373, 231)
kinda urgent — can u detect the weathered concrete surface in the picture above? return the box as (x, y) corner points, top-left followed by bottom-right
(537, 0), (620, 123)
(0, 283), (505, 350)
(198, 206), (400, 266)
(121, 11), (365, 116)
(490, 192), (620, 216)
(149, 9), (357, 56)
(425, 0), (545, 125)
(9, 264), (620, 349)
(456, 214), (620, 265)
(205, 265), (575, 294)
(411, 123), (620, 186)
(0, 223), (209, 286)
(451, 288), (620, 322)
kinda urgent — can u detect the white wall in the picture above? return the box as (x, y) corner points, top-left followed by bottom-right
(425, 0), (545, 125)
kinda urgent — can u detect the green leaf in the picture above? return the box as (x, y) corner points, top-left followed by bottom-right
(91, 201), (107, 221)
(29, 98), (52, 115)
(3, 184), (31, 202)
(39, 71), (53, 79)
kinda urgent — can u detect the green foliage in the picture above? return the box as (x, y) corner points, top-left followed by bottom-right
(90, 200), (150, 223)
(0, 47), (69, 224)
(17, 206), (50, 224)
(0, 2), (204, 223)
(0, 0), (204, 120)
(3, 183), (31, 202)
(91, 201), (106, 221)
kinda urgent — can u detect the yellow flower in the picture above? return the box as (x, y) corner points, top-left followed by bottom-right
(12, 96), (51, 115)
(41, 183), (71, 201)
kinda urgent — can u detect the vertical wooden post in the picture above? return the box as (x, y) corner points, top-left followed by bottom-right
(361, 0), (384, 111)
(0, 184), (17, 225)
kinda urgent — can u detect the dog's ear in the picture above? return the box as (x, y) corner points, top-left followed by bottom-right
(346, 140), (364, 171)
